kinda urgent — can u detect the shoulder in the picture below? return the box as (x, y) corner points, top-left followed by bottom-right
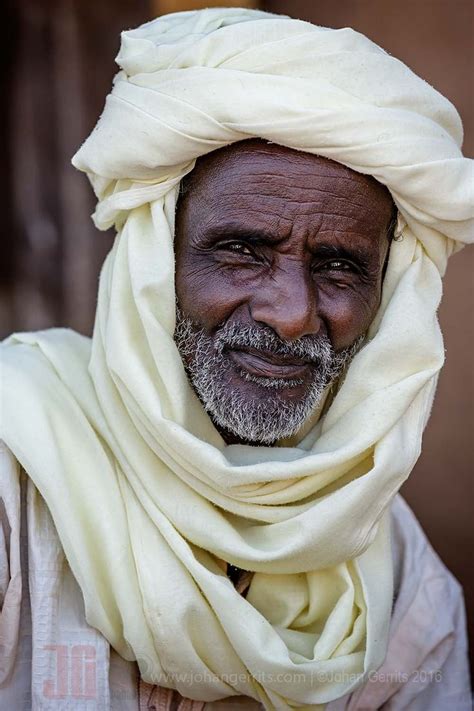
(0, 328), (100, 460)
(1, 327), (91, 379)
(390, 494), (462, 605)
(344, 495), (471, 710)
(1, 328), (93, 411)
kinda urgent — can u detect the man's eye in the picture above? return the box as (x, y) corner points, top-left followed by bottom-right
(222, 242), (254, 256)
(318, 260), (353, 271)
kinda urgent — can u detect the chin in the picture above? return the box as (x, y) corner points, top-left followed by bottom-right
(199, 360), (326, 446)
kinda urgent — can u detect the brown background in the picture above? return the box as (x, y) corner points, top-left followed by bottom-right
(2, 0), (472, 667)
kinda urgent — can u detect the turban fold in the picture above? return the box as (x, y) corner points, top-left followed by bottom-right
(1, 9), (473, 709)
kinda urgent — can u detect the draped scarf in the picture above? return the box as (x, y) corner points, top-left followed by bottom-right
(1, 8), (472, 710)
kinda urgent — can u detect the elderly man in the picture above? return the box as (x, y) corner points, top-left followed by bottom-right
(0, 7), (472, 711)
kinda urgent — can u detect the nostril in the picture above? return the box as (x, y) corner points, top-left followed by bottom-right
(251, 304), (321, 342)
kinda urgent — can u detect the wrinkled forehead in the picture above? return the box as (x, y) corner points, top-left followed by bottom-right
(178, 138), (396, 236)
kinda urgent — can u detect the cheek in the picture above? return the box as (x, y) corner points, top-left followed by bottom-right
(319, 285), (381, 350)
(175, 259), (248, 330)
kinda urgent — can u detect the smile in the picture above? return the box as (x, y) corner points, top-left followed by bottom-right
(228, 347), (311, 379)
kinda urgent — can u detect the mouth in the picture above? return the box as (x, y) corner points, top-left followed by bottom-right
(227, 347), (312, 380)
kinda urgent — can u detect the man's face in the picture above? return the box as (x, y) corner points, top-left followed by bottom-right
(174, 140), (394, 445)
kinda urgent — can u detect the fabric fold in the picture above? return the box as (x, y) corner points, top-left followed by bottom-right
(1, 8), (472, 709)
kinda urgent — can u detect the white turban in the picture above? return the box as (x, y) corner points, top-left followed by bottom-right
(1, 8), (472, 710)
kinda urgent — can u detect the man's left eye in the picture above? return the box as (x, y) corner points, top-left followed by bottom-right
(319, 260), (352, 271)
(221, 241), (256, 257)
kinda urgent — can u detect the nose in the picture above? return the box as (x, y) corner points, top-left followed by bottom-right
(249, 265), (321, 341)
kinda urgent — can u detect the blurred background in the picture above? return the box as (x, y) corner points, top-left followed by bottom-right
(2, 0), (473, 667)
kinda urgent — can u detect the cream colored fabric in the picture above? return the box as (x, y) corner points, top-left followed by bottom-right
(0, 443), (470, 710)
(1, 8), (473, 710)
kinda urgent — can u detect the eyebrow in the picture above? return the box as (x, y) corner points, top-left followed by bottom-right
(311, 243), (373, 264)
(201, 223), (281, 244)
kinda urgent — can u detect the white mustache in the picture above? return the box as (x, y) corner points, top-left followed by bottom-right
(213, 322), (333, 364)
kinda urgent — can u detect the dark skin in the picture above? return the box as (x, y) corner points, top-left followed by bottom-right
(175, 139), (395, 443)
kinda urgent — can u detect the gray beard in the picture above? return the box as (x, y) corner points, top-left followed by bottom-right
(174, 309), (363, 445)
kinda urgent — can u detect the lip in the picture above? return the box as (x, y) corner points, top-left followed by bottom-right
(228, 347), (311, 379)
